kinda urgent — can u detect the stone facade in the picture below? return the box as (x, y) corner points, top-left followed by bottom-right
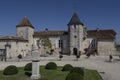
(0, 13), (117, 58)
(0, 36), (29, 58)
(68, 24), (86, 55)
(97, 39), (116, 55)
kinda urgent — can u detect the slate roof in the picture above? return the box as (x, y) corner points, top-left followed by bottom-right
(68, 12), (84, 26)
(16, 16), (34, 29)
(34, 29), (116, 39)
(0, 36), (28, 42)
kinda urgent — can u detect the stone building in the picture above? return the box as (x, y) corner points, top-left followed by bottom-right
(0, 12), (117, 58)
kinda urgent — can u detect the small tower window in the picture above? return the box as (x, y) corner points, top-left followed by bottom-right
(74, 25), (76, 29)
(74, 35), (77, 38)
(72, 25), (77, 29)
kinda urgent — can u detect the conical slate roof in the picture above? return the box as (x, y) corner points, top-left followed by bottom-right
(16, 16), (34, 28)
(68, 12), (84, 25)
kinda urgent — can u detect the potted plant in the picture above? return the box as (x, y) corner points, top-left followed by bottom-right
(76, 51), (81, 61)
(59, 54), (63, 61)
(17, 54), (22, 62)
(59, 52), (63, 61)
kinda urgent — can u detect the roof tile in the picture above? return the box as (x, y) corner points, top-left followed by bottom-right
(34, 30), (68, 37)
(34, 29), (116, 39)
(16, 16), (34, 28)
(0, 36), (28, 42)
(87, 29), (116, 39)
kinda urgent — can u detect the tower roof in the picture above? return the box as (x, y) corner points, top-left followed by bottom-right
(16, 16), (34, 28)
(68, 12), (84, 25)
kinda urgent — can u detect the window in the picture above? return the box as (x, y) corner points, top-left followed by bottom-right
(63, 40), (66, 48)
(74, 35), (77, 38)
(59, 40), (63, 48)
(72, 25), (77, 29)
(74, 25), (76, 29)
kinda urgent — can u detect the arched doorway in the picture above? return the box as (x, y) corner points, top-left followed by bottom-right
(73, 48), (77, 55)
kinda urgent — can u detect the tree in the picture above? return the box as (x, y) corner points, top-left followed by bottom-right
(38, 37), (52, 53)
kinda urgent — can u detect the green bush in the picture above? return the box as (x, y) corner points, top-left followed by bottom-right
(24, 63), (32, 71)
(65, 73), (83, 80)
(70, 67), (84, 76)
(24, 72), (32, 77)
(45, 62), (57, 70)
(3, 65), (18, 75)
(62, 64), (73, 71)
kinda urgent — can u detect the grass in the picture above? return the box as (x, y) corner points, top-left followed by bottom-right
(0, 66), (102, 80)
(84, 69), (102, 80)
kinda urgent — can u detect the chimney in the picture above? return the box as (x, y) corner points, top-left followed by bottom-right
(45, 28), (48, 31)
(96, 28), (99, 32)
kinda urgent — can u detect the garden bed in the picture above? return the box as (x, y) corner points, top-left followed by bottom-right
(0, 66), (102, 80)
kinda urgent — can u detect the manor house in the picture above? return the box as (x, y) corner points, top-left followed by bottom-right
(0, 13), (116, 58)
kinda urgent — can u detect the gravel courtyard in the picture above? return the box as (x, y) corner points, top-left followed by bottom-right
(0, 55), (120, 80)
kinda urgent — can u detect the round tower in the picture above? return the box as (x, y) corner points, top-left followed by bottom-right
(68, 12), (86, 55)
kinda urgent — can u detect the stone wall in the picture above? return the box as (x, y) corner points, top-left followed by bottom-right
(97, 39), (116, 55)
(0, 41), (29, 58)
(69, 24), (86, 55)
(16, 26), (34, 50)
(34, 35), (68, 55)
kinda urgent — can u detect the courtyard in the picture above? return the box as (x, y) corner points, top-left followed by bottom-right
(0, 55), (120, 80)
